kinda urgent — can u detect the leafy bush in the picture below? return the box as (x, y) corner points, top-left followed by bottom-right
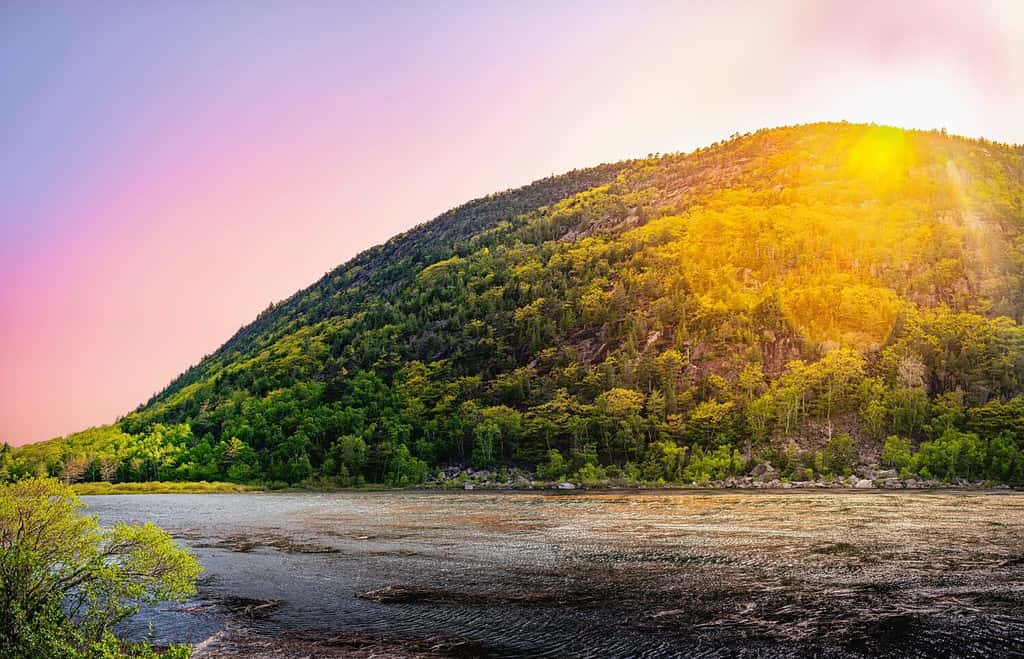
(385, 444), (429, 486)
(536, 449), (568, 481)
(0, 478), (200, 658)
(573, 463), (607, 485)
(914, 430), (986, 480)
(985, 434), (1023, 482)
(822, 434), (857, 476)
(682, 445), (744, 483)
(881, 436), (913, 471)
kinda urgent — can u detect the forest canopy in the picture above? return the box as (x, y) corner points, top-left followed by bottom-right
(5, 123), (1024, 487)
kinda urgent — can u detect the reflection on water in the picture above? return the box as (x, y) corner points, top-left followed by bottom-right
(86, 491), (1024, 657)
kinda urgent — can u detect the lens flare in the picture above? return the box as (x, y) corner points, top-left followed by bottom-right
(845, 126), (917, 193)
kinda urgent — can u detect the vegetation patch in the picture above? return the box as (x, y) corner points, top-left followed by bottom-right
(0, 478), (201, 658)
(5, 124), (1024, 492)
(71, 480), (259, 495)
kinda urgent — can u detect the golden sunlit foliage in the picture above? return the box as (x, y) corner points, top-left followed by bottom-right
(844, 125), (917, 193)
(641, 128), (1017, 350)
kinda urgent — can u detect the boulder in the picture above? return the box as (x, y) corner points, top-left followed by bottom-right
(751, 462), (778, 482)
(557, 482), (576, 490)
(853, 479), (873, 489)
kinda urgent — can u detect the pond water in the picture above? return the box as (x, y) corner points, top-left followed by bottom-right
(83, 491), (1024, 658)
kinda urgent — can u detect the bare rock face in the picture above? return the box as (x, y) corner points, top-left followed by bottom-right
(751, 463), (778, 482)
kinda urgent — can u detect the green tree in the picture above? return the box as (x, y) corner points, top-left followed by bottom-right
(859, 397), (888, 441)
(270, 432), (313, 484)
(221, 437), (259, 482)
(536, 449), (568, 481)
(596, 388), (646, 462)
(1, 444), (13, 482)
(324, 435), (368, 485)
(384, 444), (429, 486)
(738, 363), (766, 402)
(881, 435), (913, 472)
(656, 349), (686, 413)
(823, 433), (857, 476)
(0, 478), (200, 658)
(685, 400), (737, 448)
(471, 420), (499, 469)
(986, 433), (1023, 482)
(914, 430), (986, 480)
(480, 405), (523, 462)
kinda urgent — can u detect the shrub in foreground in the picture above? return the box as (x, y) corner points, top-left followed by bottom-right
(0, 478), (201, 658)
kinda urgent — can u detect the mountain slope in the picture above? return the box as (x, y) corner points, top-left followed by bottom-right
(8, 123), (1024, 486)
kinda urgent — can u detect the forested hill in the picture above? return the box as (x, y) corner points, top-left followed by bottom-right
(168, 161), (631, 394)
(7, 122), (1024, 487)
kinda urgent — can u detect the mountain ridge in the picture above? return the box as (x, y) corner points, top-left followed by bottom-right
(6, 122), (1024, 487)
(144, 160), (632, 409)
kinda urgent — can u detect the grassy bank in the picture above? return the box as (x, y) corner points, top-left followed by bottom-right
(72, 480), (260, 495)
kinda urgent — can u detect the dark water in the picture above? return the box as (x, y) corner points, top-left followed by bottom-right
(84, 491), (1024, 658)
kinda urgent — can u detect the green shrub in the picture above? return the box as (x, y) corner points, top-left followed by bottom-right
(536, 449), (568, 481)
(385, 444), (429, 486)
(914, 430), (985, 480)
(881, 435), (913, 471)
(0, 478), (200, 658)
(682, 444), (743, 483)
(823, 434), (857, 476)
(573, 463), (607, 485)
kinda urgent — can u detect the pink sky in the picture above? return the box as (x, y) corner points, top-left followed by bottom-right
(2, 1), (1023, 445)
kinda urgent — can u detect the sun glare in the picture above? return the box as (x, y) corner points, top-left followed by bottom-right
(844, 126), (916, 193)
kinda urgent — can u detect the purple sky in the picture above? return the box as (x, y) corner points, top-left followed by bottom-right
(2, 0), (1023, 445)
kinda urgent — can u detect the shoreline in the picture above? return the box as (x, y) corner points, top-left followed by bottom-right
(73, 480), (1024, 496)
